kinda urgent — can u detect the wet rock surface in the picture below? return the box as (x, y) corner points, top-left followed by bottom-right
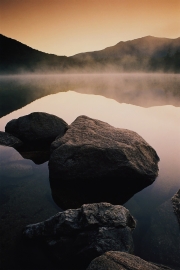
(0, 131), (23, 148)
(86, 251), (173, 270)
(49, 115), (159, 208)
(23, 203), (135, 269)
(5, 112), (68, 144)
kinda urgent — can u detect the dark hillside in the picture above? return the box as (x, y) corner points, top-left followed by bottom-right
(0, 34), (75, 73)
(0, 34), (180, 73)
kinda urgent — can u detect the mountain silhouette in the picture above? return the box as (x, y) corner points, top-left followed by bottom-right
(0, 34), (76, 73)
(0, 34), (180, 73)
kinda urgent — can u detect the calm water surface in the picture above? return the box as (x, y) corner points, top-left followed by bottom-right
(0, 75), (180, 269)
(0, 73), (180, 117)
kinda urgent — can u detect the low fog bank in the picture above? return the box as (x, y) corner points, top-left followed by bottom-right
(0, 73), (180, 117)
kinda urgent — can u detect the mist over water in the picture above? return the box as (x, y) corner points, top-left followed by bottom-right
(0, 73), (180, 117)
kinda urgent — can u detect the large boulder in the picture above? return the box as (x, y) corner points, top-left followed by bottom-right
(49, 115), (159, 208)
(5, 112), (68, 144)
(86, 251), (173, 270)
(23, 203), (135, 269)
(0, 131), (23, 149)
(140, 190), (180, 268)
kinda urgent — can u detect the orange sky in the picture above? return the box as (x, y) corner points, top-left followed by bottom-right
(0, 0), (180, 56)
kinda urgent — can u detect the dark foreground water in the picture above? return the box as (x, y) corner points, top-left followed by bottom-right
(0, 147), (60, 269)
(0, 74), (180, 269)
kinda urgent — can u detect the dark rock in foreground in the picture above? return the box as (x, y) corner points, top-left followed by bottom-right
(23, 203), (135, 269)
(5, 112), (68, 144)
(0, 131), (23, 148)
(49, 115), (159, 209)
(141, 191), (180, 268)
(86, 251), (173, 270)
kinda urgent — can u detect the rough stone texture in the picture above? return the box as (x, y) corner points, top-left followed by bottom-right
(0, 131), (23, 149)
(140, 196), (180, 268)
(23, 203), (135, 269)
(5, 112), (68, 144)
(86, 251), (173, 270)
(49, 115), (159, 208)
(172, 189), (180, 227)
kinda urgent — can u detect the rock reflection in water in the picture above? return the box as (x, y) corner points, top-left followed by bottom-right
(49, 174), (149, 210)
(17, 144), (50, 164)
(1, 74), (180, 118)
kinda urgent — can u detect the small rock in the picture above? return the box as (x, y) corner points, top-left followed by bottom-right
(86, 251), (173, 270)
(23, 203), (135, 269)
(5, 112), (68, 144)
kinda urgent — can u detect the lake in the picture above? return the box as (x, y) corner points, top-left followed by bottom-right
(0, 73), (180, 117)
(0, 74), (180, 269)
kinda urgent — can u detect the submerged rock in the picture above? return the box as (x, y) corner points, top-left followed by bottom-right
(23, 203), (135, 269)
(5, 112), (68, 144)
(86, 251), (173, 270)
(0, 131), (23, 149)
(49, 115), (159, 208)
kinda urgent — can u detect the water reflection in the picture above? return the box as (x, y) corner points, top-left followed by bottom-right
(0, 90), (180, 268)
(17, 144), (50, 164)
(0, 73), (180, 117)
(0, 90), (179, 204)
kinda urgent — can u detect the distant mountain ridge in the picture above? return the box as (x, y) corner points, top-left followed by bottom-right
(0, 34), (180, 73)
